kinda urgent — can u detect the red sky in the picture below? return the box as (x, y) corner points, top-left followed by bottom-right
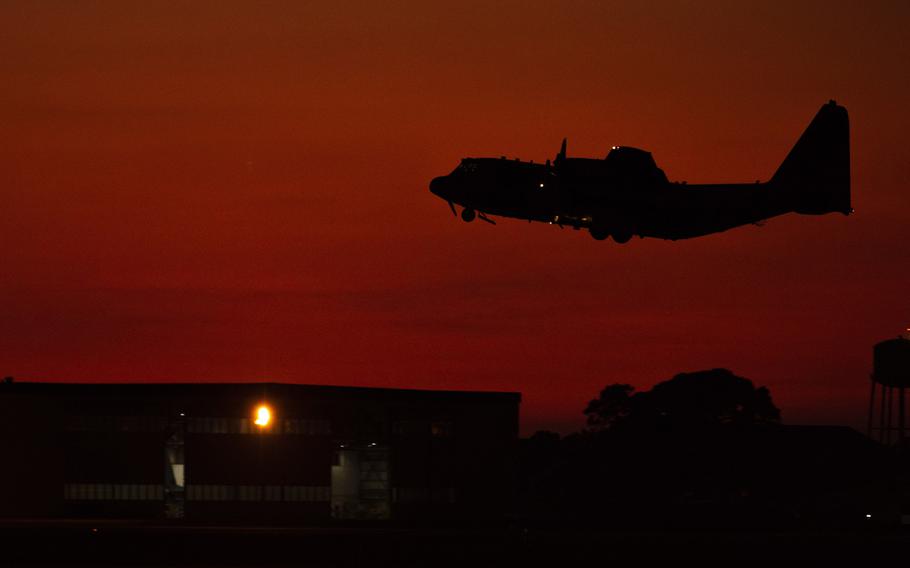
(2, 2), (909, 434)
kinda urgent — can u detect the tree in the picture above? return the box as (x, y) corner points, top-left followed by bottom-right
(583, 384), (634, 429)
(584, 368), (780, 431)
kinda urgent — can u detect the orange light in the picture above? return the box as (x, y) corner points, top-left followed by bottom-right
(254, 405), (272, 427)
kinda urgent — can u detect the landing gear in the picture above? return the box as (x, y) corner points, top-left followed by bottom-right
(461, 208), (476, 222)
(589, 226), (609, 241)
(590, 220), (633, 243)
(612, 231), (632, 244)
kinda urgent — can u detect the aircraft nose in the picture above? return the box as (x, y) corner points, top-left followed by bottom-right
(429, 176), (448, 198)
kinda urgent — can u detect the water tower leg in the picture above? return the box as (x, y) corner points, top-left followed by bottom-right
(867, 378), (877, 438)
(885, 386), (894, 445)
(899, 386), (906, 448)
(880, 384), (888, 443)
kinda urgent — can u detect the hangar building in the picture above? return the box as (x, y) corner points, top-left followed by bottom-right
(0, 380), (519, 524)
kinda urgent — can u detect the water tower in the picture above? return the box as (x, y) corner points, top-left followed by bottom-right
(867, 334), (910, 445)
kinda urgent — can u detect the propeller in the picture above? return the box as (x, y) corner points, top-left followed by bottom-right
(447, 201), (457, 217)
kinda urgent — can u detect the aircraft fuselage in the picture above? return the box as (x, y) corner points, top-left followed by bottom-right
(429, 101), (851, 242)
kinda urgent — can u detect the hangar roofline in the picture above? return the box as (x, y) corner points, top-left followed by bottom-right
(0, 379), (521, 403)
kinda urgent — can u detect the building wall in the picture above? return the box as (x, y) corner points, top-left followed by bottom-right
(0, 393), (65, 517)
(0, 383), (519, 524)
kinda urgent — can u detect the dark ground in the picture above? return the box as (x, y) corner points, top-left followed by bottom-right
(1, 520), (909, 567)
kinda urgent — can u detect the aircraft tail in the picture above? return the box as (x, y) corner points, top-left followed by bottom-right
(770, 100), (851, 215)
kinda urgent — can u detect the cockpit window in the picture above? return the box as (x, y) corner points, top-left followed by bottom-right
(451, 160), (479, 175)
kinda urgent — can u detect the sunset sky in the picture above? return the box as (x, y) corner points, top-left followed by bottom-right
(2, 1), (909, 433)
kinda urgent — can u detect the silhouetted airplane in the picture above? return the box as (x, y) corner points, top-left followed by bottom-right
(429, 101), (850, 242)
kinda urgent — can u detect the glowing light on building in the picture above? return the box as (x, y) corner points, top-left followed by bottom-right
(254, 405), (272, 427)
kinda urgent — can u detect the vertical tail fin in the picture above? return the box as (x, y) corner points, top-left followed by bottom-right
(554, 138), (567, 168)
(771, 100), (851, 215)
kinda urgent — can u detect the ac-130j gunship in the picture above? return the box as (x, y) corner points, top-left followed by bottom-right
(429, 101), (850, 243)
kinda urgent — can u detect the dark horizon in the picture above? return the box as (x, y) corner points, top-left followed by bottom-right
(3, 2), (910, 436)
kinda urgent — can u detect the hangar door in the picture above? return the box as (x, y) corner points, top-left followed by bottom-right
(330, 446), (390, 520)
